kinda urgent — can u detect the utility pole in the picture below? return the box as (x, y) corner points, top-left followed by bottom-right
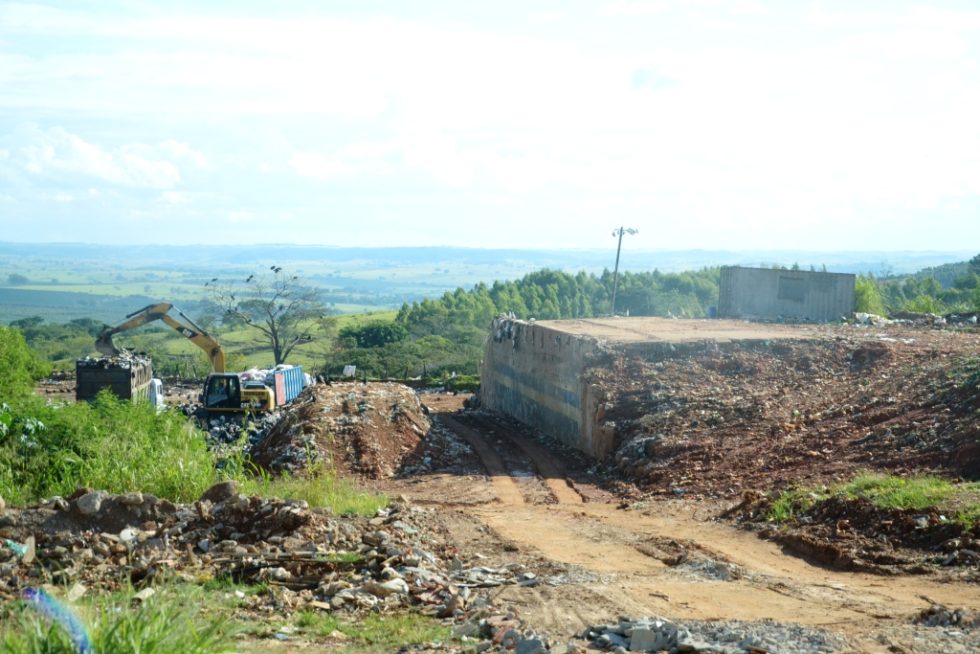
(610, 226), (638, 316)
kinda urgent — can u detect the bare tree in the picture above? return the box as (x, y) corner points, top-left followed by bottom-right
(208, 267), (327, 365)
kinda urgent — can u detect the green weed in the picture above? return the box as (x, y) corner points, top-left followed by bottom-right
(293, 610), (450, 653)
(0, 393), (386, 516)
(0, 394), (217, 505)
(839, 473), (958, 510)
(0, 586), (236, 654)
(767, 487), (827, 522)
(767, 473), (980, 528)
(238, 468), (387, 517)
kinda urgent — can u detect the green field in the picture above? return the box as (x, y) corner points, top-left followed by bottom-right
(96, 310), (400, 375)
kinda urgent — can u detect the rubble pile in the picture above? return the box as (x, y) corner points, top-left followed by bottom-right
(398, 418), (478, 476)
(193, 410), (282, 447)
(250, 382), (431, 478)
(915, 604), (980, 628)
(75, 353), (152, 371)
(599, 326), (980, 498)
(0, 484), (550, 651)
(581, 616), (846, 653)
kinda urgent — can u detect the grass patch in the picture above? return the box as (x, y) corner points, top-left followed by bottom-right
(0, 393), (387, 517)
(0, 394), (218, 505)
(839, 473), (961, 510)
(767, 487), (826, 523)
(237, 468), (387, 517)
(0, 586), (236, 654)
(293, 610), (451, 653)
(767, 473), (980, 528)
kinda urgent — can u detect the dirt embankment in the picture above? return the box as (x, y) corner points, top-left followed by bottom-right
(598, 325), (980, 498)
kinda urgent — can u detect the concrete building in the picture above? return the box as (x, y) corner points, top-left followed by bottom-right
(718, 266), (855, 323)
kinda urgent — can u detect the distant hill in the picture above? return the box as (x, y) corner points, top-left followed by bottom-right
(0, 242), (974, 324)
(1, 242), (972, 274)
(904, 261), (971, 287)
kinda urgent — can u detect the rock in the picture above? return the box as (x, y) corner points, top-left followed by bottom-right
(597, 632), (629, 649)
(199, 481), (239, 504)
(261, 567), (292, 582)
(453, 622), (480, 638)
(362, 578), (409, 597)
(496, 629), (521, 649)
(120, 492), (144, 506)
(516, 638), (547, 654)
(630, 626), (670, 651)
(133, 588), (155, 602)
(76, 491), (108, 516)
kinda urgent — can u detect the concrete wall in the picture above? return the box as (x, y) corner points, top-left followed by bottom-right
(480, 317), (616, 458)
(718, 266), (855, 323)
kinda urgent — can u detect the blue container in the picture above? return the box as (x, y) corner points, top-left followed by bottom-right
(274, 366), (305, 406)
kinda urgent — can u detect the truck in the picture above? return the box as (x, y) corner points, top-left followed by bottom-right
(94, 302), (305, 414)
(75, 354), (153, 403)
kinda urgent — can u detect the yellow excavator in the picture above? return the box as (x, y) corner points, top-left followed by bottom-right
(95, 302), (276, 413)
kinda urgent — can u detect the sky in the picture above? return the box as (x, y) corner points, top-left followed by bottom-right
(0, 0), (978, 251)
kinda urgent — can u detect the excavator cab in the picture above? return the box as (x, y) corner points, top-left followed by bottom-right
(203, 374), (276, 413)
(203, 374), (242, 411)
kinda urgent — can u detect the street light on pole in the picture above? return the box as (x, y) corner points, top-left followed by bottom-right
(610, 226), (638, 317)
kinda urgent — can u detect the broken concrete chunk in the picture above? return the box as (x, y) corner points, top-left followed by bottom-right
(76, 491), (108, 516)
(362, 578), (409, 597)
(199, 480), (239, 504)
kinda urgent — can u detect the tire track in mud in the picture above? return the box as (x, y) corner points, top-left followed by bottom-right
(452, 413), (585, 506)
(437, 415), (526, 506)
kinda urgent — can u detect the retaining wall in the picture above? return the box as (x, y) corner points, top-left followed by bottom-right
(480, 317), (616, 458)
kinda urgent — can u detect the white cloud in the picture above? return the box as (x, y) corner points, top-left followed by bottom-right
(0, 2), (978, 249)
(290, 141), (397, 181)
(159, 140), (208, 168)
(226, 210), (256, 223)
(7, 125), (203, 189)
(599, 0), (765, 17)
(289, 152), (350, 181)
(159, 191), (191, 205)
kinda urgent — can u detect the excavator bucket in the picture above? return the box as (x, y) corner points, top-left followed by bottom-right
(94, 331), (120, 357)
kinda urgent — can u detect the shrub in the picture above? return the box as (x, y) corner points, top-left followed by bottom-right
(0, 326), (51, 399)
(0, 394), (217, 505)
(853, 275), (886, 315)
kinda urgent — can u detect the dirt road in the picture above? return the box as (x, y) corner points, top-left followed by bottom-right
(379, 408), (980, 653)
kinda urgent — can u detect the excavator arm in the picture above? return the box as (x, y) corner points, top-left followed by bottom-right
(96, 302), (226, 373)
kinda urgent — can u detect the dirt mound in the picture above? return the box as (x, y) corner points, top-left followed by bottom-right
(600, 325), (980, 498)
(729, 493), (980, 576)
(249, 382), (430, 478)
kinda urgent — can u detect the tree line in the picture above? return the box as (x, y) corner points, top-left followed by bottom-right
(8, 256), (980, 382)
(856, 254), (980, 316)
(330, 268), (720, 378)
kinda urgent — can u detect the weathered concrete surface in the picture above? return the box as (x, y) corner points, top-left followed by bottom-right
(719, 266), (855, 323)
(481, 317), (818, 458)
